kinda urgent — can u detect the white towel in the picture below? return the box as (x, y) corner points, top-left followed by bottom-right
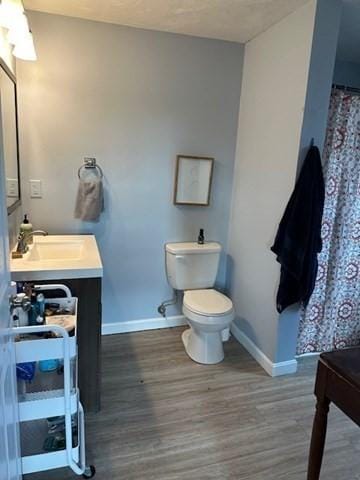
(74, 178), (104, 222)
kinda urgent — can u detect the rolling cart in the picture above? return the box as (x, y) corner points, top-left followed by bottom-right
(12, 285), (96, 478)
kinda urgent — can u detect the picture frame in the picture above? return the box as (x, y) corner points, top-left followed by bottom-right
(173, 155), (214, 206)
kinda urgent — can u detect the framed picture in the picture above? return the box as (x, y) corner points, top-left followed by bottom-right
(173, 155), (214, 206)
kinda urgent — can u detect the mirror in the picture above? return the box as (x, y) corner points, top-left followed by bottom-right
(173, 155), (214, 206)
(0, 61), (20, 215)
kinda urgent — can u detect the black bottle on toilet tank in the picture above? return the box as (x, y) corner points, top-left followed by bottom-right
(198, 229), (204, 245)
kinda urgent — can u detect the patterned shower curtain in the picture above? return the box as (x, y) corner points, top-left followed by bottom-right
(297, 89), (360, 355)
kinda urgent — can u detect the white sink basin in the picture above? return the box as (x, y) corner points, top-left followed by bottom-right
(27, 240), (84, 262)
(11, 235), (103, 281)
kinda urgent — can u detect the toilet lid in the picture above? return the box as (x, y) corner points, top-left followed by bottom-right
(184, 289), (233, 316)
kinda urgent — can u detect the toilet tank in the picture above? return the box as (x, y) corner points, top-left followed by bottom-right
(165, 242), (221, 290)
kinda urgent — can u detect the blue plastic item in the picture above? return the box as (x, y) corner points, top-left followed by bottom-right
(39, 359), (59, 372)
(16, 362), (36, 382)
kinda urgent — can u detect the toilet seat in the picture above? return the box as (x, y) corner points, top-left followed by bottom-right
(184, 289), (233, 317)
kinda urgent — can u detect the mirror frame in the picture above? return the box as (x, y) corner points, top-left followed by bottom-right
(0, 58), (21, 215)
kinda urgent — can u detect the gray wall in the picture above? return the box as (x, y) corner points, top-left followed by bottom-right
(298, 0), (342, 164)
(279, 0), (342, 363)
(228, 0), (317, 363)
(17, 12), (244, 325)
(228, 0), (343, 366)
(333, 60), (360, 88)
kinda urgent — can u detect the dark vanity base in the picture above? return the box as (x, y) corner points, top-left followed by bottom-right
(30, 277), (102, 413)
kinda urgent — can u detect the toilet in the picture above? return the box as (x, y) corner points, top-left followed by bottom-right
(165, 242), (235, 364)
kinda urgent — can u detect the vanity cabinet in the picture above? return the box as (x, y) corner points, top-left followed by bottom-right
(11, 235), (103, 414)
(32, 277), (102, 413)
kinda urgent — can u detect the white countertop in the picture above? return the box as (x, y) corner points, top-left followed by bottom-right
(10, 235), (103, 281)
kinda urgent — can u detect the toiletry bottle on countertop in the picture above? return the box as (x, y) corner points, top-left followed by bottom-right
(198, 228), (204, 245)
(20, 214), (33, 244)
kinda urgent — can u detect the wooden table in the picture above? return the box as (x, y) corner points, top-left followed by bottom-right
(307, 347), (360, 479)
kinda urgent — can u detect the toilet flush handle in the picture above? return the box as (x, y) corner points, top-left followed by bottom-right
(175, 255), (186, 261)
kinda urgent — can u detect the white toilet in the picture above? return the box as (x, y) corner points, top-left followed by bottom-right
(165, 242), (235, 364)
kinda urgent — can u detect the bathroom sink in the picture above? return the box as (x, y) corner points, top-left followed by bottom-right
(10, 235), (103, 281)
(27, 240), (83, 261)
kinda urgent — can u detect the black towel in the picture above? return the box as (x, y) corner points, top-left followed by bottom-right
(271, 146), (325, 313)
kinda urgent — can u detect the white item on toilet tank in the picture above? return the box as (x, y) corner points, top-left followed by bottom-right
(165, 242), (221, 290)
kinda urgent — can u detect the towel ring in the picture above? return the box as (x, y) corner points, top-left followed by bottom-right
(78, 157), (104, 179)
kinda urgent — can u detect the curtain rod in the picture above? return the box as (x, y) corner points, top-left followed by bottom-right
(332, 84), (360, 95)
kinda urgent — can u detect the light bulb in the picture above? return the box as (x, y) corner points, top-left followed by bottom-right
(7, 12), (29, 44)
(13, 31), (37, 61)
(0, 0), (24, 29)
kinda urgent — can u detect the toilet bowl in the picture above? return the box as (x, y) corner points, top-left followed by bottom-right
(182, 289), (234, 364)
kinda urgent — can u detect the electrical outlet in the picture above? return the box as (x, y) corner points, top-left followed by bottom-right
(6, 178), (18, 198)
(29, 179), (42, 198)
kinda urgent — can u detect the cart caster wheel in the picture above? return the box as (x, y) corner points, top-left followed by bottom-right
(83, 465), (96, 478)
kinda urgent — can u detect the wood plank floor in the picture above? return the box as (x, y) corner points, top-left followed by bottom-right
(25, 327), (360, 480)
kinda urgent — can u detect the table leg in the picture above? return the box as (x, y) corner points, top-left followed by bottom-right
(307, 397), (330, 480)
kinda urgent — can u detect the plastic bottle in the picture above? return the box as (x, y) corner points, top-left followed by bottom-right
(198, 228), (204, 245)
(36, 293), (45, 324)
(14, 294), (29, 327)
(20, 214), (33, 244)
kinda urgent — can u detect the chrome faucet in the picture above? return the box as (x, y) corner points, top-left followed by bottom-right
(16, 230), (48, 255)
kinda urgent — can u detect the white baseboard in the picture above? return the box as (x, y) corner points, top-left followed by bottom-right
(102, 315), (187, 335)
(230, 322), (297, 377)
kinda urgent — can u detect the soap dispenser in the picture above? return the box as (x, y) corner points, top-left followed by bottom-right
(20, 214), (33, 244)
(198, 228), (204, 245)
